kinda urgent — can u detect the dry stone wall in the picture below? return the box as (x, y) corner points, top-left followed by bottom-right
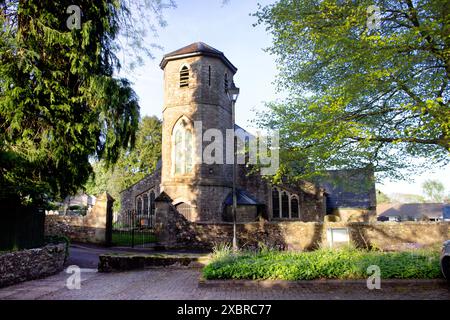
(0, 243), (66, 288)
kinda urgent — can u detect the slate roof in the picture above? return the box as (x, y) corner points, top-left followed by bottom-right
(224, 189), (262, 206)
(318, 168), (376, 211)
(154, 191), (172, 202)
(160, 42), (237, 72)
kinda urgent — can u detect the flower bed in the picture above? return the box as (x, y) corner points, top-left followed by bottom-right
(202, 247), (442, 280)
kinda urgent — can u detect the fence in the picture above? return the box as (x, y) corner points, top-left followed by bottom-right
(112, 209), (156, 247)
(0, 205), (45, 251)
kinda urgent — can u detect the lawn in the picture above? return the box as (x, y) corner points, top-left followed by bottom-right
(202, 246), (443, 280)
(112, 231), (157, 246)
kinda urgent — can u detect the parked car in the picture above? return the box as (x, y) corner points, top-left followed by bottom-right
(441, 240), (450, 282)
(444, 205), (450, 222)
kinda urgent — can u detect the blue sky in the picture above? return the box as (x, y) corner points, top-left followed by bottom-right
(121, 0), (449, 197)
(121, 0), (278, 127)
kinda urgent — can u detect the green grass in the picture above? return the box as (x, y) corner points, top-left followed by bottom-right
(202, 246), (443, 280)
(112, 231), (157, 246)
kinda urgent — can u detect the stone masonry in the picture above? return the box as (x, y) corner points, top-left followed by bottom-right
(0, 243), (66, 288)
(160, 52), (236, 222)
(120, 169), (161, 214)
(45, 192), (114, 244)
(154, 196), (450, 251)
(119, 42), (376, 229)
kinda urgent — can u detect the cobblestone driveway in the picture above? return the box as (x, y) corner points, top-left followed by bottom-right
(0, 267), (449, 300)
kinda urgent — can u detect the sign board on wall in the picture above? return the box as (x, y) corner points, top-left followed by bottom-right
(327, 228), (350, 248)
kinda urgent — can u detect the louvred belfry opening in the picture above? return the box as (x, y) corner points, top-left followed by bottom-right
(180, 66), (189, 87)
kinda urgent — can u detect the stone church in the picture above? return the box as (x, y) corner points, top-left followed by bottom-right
(120, 42), (376, 225)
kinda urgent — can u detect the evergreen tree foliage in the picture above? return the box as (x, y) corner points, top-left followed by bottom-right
(0, 1), (173, 205)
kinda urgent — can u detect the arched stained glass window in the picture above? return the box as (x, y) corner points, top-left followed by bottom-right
(174, 129), (183, 174)
(136, 198), (142, 216)
(143, 194), (149, 216)
(291, 196), (299, 218)
(173, 118), (194, 175)
(150, 191), (155, 215)
(272, 188), (301, 220)
(272, 188), (280, 218)
(185, 130), (193, 173)
(281, 192), (289, 218)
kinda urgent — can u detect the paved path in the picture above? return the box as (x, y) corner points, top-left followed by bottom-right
(1, 267), (449, 300)
(1, 244), (449, 300)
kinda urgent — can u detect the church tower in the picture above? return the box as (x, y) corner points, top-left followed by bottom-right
(159, 42), (238, 222)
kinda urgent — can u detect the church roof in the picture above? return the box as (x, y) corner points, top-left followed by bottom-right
(318, 167), (376, 211)
(224, 189), (262, 206)
(160, 42), (237, 73)
(154, 191), (172, 202)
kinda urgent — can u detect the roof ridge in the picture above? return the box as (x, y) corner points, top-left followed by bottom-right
(160, 42), (237, 72)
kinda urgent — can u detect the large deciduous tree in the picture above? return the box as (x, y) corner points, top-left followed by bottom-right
(84, 116), (162, 210)
(254, 0), (450, 181)
(0, 0), (173, 205)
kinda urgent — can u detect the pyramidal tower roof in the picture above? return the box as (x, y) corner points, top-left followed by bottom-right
(159, 42), (237, 72)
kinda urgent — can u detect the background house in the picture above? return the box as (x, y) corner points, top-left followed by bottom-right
(377, 203), (449, 222)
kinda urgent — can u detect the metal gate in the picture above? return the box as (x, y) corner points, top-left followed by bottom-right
(112, 209), (156, 248)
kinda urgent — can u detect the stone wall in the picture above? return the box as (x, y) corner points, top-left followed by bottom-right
(120, 170), (161, 215)
(160, 55), (236, 222)
(223, 205), (257, 223)
(177, 221), (449, 251)
(0, 243), (66, 288)
(45, 193), (113, 245)
(330, 208), (376, 222)
(299, 190), (327, 222)
(236, 165), (269, 218)
(155, 200), (450, 251)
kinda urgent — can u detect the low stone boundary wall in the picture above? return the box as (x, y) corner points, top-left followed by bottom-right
(159, 206), (450, 251)
(45, 215), (105, 244)
(0, 243), (66, 288)
(45, 193), (113, 245)
(98, 253), (210, 272)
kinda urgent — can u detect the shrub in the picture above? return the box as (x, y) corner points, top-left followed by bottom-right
(211, 242), (234, 260)
(202, 247), (442, 280)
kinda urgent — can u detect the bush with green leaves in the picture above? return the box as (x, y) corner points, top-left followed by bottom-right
(203, 246), (442, 280)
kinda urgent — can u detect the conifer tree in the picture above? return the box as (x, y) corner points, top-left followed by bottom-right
(0, 0), (173, 205)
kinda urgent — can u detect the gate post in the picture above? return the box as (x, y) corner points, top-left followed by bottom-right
(104, 193), (115, 247)
(86, 192), (115, 246)
(154, 192), (174, 245)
